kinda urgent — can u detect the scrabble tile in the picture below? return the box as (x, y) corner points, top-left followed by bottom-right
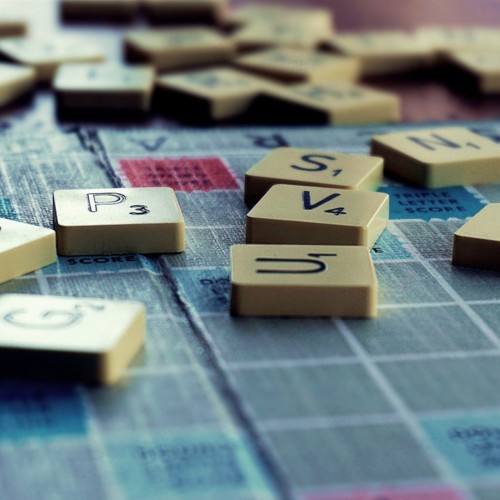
(324, 31), (434, 76)
(371, 127), (500, 188)
(0, 19), (27, 38)
(416, 27), (500, 55)
(232, 20), (330, 51)
(155, 67), (269, 121)
(54, 63), (155, 112)
(124, 28), (235, 72)
(0, 294), (145, 384)
(230, 244), (378, 317)
(53, 187), (185, 255)
(0, 63), (36, 107)
(250, 81), (400, 125)
(246, 184), (389, 247)
(244, 147), (383, 206)
(452, 204), (500, 271)
(447, 51), (500, 94)
(0, 37), (105, 83)
(0, 218), (56, 284)
(235, 47), (360, 84)
(143, 0), (228, 24)
(229, 5), (333, 33)
(61, 0), (138, 21)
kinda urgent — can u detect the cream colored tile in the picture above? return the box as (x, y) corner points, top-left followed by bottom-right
(0, 63), (36, 107)
(235, 47), (359, 83)
(244, 147), (383, 206)
(0, 294), (145, 384)
(54, 187), (185, 255)
(156, 66), (269, 120)
(0, 37), (104, 83)
(0, 218), (56, 284)
(143, 0), (228, 24)
(371, 127), (500, 188)
(229, 5), (333, 33)
(230, 244), (378, 317)
(54, 63), (155, 112)
(416, 27), (500, 54)
(448, 51), (500, 94)
(452, 204), (500, 271)
(124, 28), (235, 72)
(0, 19), (27, 38)
(246, 184), (389, 247)
(60, 0), (138, 21)
(253, 81), (400, 125)
(325, 30), (434, 76)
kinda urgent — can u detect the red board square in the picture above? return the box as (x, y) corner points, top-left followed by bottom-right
(118, 157), (240, 192)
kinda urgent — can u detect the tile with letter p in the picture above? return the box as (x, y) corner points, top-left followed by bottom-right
(230, 244), (378, 317)
(53, 187), (185, 255)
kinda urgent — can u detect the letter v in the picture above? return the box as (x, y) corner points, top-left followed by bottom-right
(302, 191), (340, 210)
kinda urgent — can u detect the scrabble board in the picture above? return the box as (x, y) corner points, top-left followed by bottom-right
(1, 1), (500, 499)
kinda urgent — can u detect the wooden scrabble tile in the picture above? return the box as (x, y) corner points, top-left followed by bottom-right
(155, 67), (269, 121)
(416, 27), (500, 55)
(246, 184), (389, 247)
(230, 244), (378, 317)
(244, 148), (383, 206)
(61, 0), (138, 21)
(232, 20), (330, 51)
(0, 294), (145, 384)
(234, 47), (360, 84)
(0, 218), (56, 284)
(0, 63), (36, 107)
(452, 204), (500, 271)
(229, 5), (333, 33)
(324, 31), (434, 76)
(250, 81), (400, 125)
(54, 63), (155, 112)
(0, 19), (27, 38)
(143, 0), (228, 24)
(0, 37), (105, 83)
(124, 28), (235, 72)
(371, 127), (500, 188)
(54, 187), (185, 255)
(447, 51), (500, 94)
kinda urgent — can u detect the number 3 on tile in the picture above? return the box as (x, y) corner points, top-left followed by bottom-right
(129, 204), (150, 215)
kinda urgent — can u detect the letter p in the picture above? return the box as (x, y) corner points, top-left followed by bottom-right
(87, 192), (127, 213)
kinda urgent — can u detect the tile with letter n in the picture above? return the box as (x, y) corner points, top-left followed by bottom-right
(0, 294), (145, 384)
(124, 27), (235, 72)
(324, 30), (433, 77)
(452, 203), (500, 271)
(155, 67), (269, 122)
(53, 187), (185, 255)
(0, 37), (105, 83)
(244, 147), (383, 206)
(143, 0), (228, 24)
(249, 81), (400, 125)
(60, 0), (139, 21)
(0, 63), (35, 107)
(371, 127), (500, 188)
(234, 47), (360, 84)
(54, 63), (155, 114)
(246, 184), (389, 247)
(0, 218), (56, 284)
(230, 244), (378, 317)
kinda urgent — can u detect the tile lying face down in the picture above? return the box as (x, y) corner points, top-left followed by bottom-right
(371, 127), (500, 188)
(452, 203), (500, 271)
(0, 294), (146, 384)
(244, 147), (383, 206)
(0, 218), (56, 284)
(53, 187), (185, 255)
(246, 184), (389, 248)
(230, 244), (378, 318)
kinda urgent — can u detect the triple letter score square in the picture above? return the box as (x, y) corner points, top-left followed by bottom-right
(54, 187), (185, 255)
(230, 244), (378, 318)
